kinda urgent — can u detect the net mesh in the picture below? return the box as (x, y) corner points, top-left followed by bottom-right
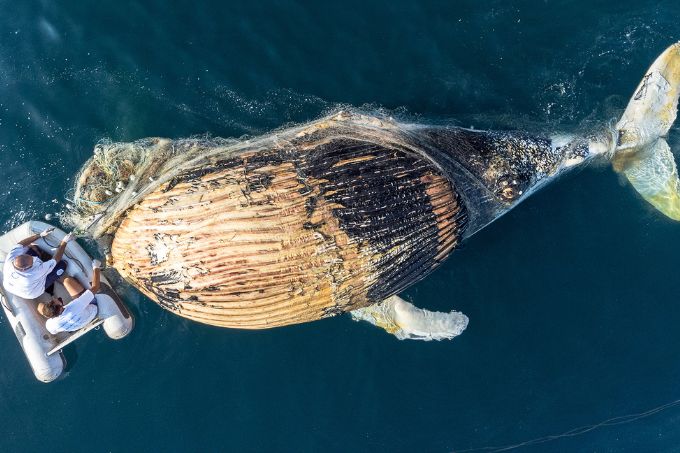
(65, 135), (244, 238)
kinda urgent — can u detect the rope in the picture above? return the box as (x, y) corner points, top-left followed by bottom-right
(41, 235), (87, 275)
(454, 398), (680, 452)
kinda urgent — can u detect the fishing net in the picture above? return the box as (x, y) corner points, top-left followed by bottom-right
(65, 135), (245, 238)
(64, 111), (438, 240)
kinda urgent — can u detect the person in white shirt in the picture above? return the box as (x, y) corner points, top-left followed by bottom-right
(2, 228), (74, 300)
(38, 260), (102, 334)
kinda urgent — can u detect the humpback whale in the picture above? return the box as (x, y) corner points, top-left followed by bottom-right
(67, 43), (680, 339)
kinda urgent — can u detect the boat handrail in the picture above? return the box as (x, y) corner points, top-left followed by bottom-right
(46, 318), (105, 356)
(0, 291), (13, 316)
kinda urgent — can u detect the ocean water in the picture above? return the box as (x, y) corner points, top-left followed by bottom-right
(1, 0), (680, 451)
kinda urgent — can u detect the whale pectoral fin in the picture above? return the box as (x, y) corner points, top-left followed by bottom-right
(620, 138), (680, 220)
(616, 42), (680, 150)
(350, 295), (469, 341)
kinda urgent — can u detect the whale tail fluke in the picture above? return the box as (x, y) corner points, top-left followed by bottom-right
(620, 138), (680, 220)
(612, 42), (680, 220)
(616, 42), (680, 151)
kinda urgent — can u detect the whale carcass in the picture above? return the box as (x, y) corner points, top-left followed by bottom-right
(67, 43), (680, 336)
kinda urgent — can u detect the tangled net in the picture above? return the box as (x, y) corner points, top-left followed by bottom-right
(65, 135), (244, 238)
(64, 111), (420, 240)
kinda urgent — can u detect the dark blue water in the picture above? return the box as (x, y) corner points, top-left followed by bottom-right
(1, 1), (680, 451)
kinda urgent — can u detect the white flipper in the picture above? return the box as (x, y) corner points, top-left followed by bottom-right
(350, 295), (469, 341)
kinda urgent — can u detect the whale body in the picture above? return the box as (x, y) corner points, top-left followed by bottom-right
(68, 43), (680, 335)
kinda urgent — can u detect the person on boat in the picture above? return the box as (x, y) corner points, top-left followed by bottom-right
(2, 228), (74, 300)
(37, 260), (102, 334)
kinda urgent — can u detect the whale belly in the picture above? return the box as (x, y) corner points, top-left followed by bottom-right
(110, 137), (468, 328)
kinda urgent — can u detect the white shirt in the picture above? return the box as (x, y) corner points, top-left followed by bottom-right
(46, 290), (98, 334)
(2, 245), (57, 299)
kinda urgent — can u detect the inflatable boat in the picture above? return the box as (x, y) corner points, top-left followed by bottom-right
(0, 221), (133, 382)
